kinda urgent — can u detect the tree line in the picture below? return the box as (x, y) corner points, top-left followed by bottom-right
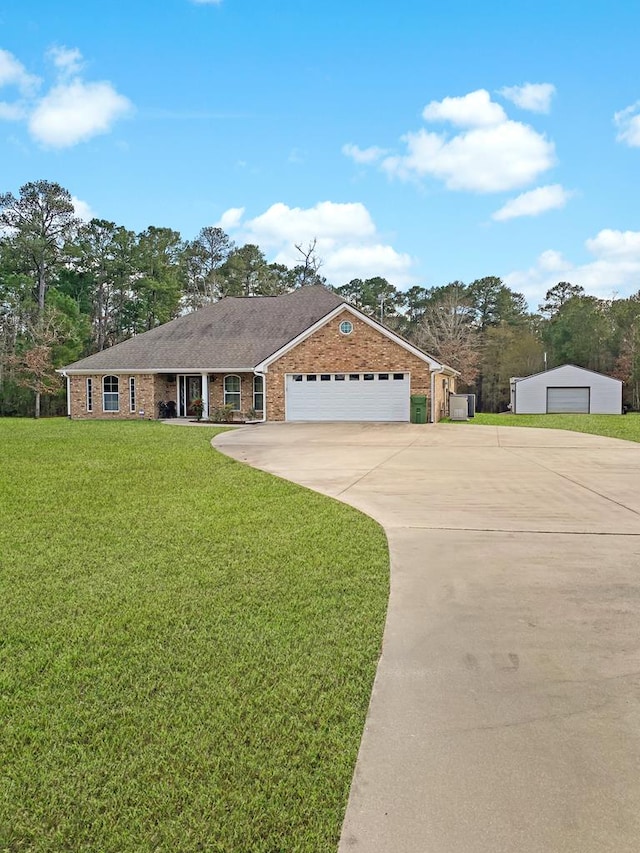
(1, 181), (639, 417)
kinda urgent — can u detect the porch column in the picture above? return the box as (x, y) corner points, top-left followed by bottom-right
(201, 372), (209, 420)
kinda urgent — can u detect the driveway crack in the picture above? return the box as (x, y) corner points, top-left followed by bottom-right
(504, 446), (640, 519)
(388, 524), (640, 536)
(334, 435), (423, 497)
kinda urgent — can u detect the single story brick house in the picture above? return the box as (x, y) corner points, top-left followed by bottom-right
(60, 285), (458, 423)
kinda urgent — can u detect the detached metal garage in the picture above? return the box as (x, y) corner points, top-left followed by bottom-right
(510, 365), (622, 414)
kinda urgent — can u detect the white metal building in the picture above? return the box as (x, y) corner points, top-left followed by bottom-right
(510, 365), (622, 415)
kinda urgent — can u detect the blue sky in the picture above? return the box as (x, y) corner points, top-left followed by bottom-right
(1, 0), (639, 308)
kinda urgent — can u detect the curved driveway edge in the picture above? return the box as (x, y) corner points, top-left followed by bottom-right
(214, 422), (640, 853)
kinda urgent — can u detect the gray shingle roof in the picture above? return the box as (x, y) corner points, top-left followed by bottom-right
(62, 285), (345, 372)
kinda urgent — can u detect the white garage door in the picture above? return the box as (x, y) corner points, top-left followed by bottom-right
(546, 386), (590, 413)
(286, 372), (410, 422)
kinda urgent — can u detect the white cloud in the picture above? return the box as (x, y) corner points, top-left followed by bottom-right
(321, 243), (413, 285)
(0, 48), (40, 95)
(346, 89), (556, 193)
(220, 200), (415, 286)
(422, 89), (506, 127)
(492, 184), (572, 221)
(585, 229), (640, 259)
(382, 121), (555, 192)
(342, 143), (388, 164)
(29, 79), (132, 148)
(71, 195), (95, 222)
(506, 228), (640, 306)
(537, 249), (567, 272)
(243, 201), (377, 248)
(0, 46), (132, 148)
(48, 46), (84, 77)
(614, 102), (640, 147)
(499, 83), (556, 114)
(216, 207), (245, 230)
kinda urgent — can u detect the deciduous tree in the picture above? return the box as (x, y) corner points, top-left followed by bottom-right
(415, 282), (480, 385)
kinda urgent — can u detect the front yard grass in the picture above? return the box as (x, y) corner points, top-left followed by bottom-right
(0, 419), (389, 853)
(465, 412), (640, 443)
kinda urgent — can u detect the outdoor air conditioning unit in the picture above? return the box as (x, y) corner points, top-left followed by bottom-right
(449, 394), (469, 421)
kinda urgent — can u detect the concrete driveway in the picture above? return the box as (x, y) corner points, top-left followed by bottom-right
(214, 422), (640, 853)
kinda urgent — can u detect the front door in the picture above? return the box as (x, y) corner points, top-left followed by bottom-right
(185, 376), (202, 416)
(178, 375), (203, 417)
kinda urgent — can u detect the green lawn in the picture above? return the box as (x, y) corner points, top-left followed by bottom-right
(0, 420), (388, 853)
(464, 412), (640, 443)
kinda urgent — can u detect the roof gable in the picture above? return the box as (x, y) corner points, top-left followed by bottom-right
(514, 364), (622, 385)
(255, 303), (457, 373)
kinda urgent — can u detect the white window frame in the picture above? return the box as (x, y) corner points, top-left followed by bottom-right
(224, 374), (241, 411)
(103, 375), (119, 412)
(129, 377), (136, 413)
(86, 378), (93, 412)
(253, 375), (264, 411)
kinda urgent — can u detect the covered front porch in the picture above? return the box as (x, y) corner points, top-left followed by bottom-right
(155, 372), (264, 420)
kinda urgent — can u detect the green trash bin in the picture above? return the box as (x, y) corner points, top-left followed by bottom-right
(410, 394), (427, 424)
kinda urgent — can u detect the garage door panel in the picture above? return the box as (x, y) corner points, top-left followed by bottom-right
(547, 386), (590, 414)
(286, 373), (410, 421)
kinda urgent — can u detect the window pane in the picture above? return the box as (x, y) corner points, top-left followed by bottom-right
(254, 393), (264, 411)
(306, 374), (317, 381)
(378, 373), (389, 380)
(293, 374), (302, 382)
(320, 374), (331, 381)
(364, 373), (374, 381)
(334, 374), (345, 381)
(393, 373), (405, 380)
(253, 375), (263, 392)
(103, 376), (119, 411)
(349, 374), (360, 381)
(223, 375), (241, 410)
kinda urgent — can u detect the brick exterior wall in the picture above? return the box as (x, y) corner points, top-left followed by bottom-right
(208, 373), (260, 417)
(69, 372), (264, 420)
(265, 309), (435, 421)
(69, 373), (157, 420)
(155, 375), (176, 412)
